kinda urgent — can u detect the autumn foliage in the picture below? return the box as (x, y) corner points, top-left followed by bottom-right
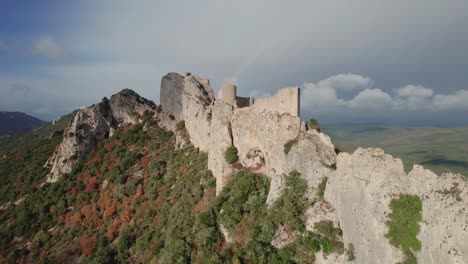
(79, 235), (97, 256)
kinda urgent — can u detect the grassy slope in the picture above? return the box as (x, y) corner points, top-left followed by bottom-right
(321, 123), (468, 176)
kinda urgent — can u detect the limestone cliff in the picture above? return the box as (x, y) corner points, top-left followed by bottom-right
(159, 73), (336, 198)
(44, 89), (157, 182)
(320, 148), (467, 264)
(158, 72), (467, 264)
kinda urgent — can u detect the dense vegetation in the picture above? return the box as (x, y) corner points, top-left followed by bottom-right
(0, 114), (346, 263)
(385, 194), (423, 264)
(0, 132), (63, 203)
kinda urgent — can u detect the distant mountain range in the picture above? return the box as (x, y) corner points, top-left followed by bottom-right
(0, 111), (46, 135)
(321, 123), (468, 176)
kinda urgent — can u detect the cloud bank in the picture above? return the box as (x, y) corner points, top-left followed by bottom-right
(301, 74), (468, 125)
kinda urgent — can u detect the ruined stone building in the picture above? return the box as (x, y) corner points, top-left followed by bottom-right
(218, 82), (300, 117)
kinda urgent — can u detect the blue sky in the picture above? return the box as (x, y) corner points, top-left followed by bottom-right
(1, 0), (468, 126)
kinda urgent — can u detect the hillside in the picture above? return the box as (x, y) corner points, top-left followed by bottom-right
(0, 111), (76, 155)
(0, 114), (336, 263)
(0, 73), (466, 263)
(0, 112), (46, 135)
(321, 123), (468, 176)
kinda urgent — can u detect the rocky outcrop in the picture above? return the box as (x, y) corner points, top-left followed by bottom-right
(160, 73), (185, 121)
(318, 148), (467, 263)
(286, 130), (336, 200)
(45, 89), (156, 182)
(160, 72), (214, 122)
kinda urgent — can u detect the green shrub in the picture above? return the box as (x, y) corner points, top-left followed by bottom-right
(313, 220), (344, 255)
(224, 146), (239, 164)
(385, 194), (422, 263)
(176, 121), (185, 131)
(346, 243), (356, 261)
(273, 170), (309, 231)
(315, 220), (342, 238)
(299, 233), (321, 253)
(283, 139), (297, 155)
(308, 118), (319, 130)
(119, 151), (140, 171)
(317, 177), (328, 199)
(216, 171), (269, 231)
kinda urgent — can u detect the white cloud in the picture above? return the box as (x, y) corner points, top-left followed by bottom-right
(301, 83), (341, 109)
(32, 35), (65, 60)
(433, 90), (468, 110)
(300, 73), (371, 110)
(397, 85), (433, 97)
(317, 73), (373, 91)
(301, 74), (468, 118)
(348, 89), (393, 109)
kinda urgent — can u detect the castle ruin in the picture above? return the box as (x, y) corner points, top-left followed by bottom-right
(218, 83), (300, 117)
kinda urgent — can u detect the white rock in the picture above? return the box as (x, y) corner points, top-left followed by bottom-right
(45, 89), (156, 182)
(324, 148), (467, 263)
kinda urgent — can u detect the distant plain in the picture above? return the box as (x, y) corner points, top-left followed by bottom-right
(321, 123), (468, 176)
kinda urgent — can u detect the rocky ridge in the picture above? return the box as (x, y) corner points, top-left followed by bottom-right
(45, 72), (467, 263)
(45, 89), (157, 182)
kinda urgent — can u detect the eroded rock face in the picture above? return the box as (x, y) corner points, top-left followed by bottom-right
(321, 148), (467, 264)
(286, 130), (336, 199)
(160, 73), (184, 121)
(407, 166), (467, 264)
(207, 100), (234, 194)
(45, 89), (157, 182)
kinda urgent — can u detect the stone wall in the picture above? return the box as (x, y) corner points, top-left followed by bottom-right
(252, 87), (300, 117)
